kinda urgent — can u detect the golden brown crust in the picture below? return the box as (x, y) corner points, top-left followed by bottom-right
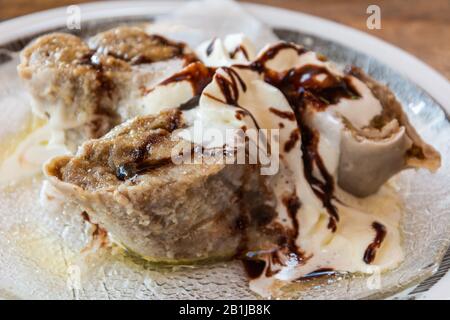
(18, 33), (131, 151)
(59, 109), (185, 190)
(19, 33), (90, 73)
(88, 26), (186, 64)
(17, 28), (192, 152)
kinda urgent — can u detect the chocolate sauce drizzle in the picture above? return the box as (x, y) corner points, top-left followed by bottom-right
(237, 42), (360, 232)
(229, 45), (250, 60)
(282, 194), (302, 253)
(78, 51), (115, 88)
(77, 51), (120, 138)
(300, 124), (339, 231)
(243, 246), (311, 281)
(142, 61), (216, 110)
(364, 222), (387, 264)
(158, 62), (216, 97)
(284, 128), (300, 153)
(241, 192), (305, 280)
(265, 65), (359, 111)
(297, 268), (336, 281)
(242, 259), (267, 279)
(242, 250), (284, 280)
(238, 42), (308, 74)
(204, 67), (264, 133)
(114, 111), (183, 181)
(236, 42), (364, 280)
(206, 38), (216, 57)
(115, 157), (174, 181)
(102, 34), (189, 65)
(141, 34), (187, 63)
(205, 38), (249, 60)
(80, 211), (109, 249)
(269, 107), (296, 121)
(179, 95), (201, 111)
(158, 61), (262, 132)
(212, 67), (247, 105)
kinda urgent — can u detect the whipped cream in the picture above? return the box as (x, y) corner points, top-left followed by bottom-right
(118, 57), (188, 119)
(0, 123), (69, 184)
(197, 34), (256, 67)
(187, 36), (403, 296)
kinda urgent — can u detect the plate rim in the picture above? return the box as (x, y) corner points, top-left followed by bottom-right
(0, 0), (448, 300)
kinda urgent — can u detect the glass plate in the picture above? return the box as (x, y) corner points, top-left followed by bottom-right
(0, 15), (449, 300)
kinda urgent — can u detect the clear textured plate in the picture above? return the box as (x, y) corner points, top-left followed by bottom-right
(0, 1), (449, 299)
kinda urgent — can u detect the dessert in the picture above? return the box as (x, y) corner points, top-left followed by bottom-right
(12, 27), (441, 296)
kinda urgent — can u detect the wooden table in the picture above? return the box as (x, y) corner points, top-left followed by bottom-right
(1, 0), (449, 79)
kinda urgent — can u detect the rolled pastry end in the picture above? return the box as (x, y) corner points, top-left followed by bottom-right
(338, 67), (441, 197)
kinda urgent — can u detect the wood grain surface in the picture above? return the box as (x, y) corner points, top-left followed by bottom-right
(0, 0), (449, 79)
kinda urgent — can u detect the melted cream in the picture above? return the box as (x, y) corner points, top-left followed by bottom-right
(0, 123), (69, 184)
